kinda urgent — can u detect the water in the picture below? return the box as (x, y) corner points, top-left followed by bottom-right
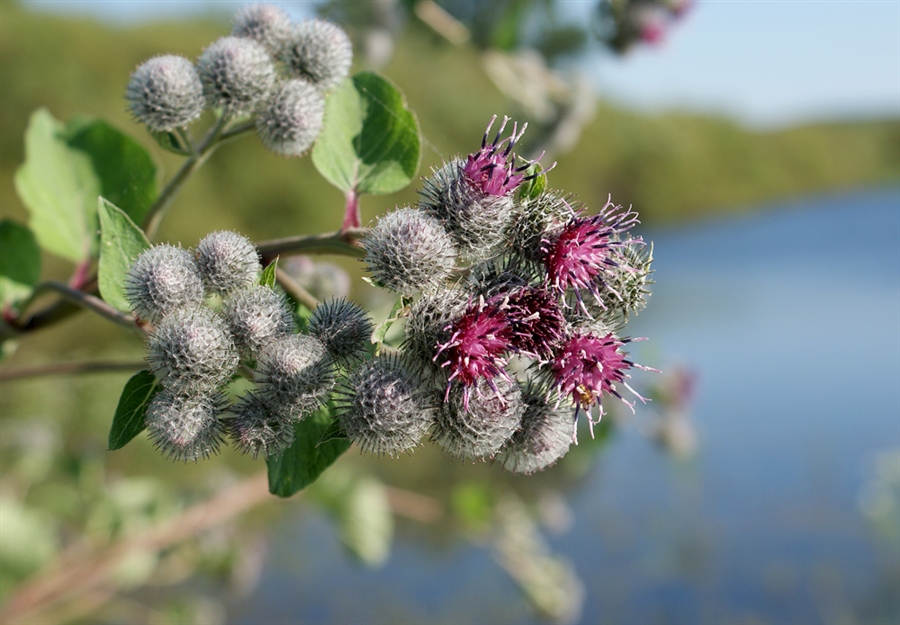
(230, 187), (900, 625)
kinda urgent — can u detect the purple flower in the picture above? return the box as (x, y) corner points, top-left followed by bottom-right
(542, 197), (642, 313)
(434, 296), (513, 406)
(501, 286), (566, 359)
(461, 115), (531, 196)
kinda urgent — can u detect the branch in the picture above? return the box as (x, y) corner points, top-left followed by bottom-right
(0, 361), (146, 383)
(256, 228), (367, 261)
(275, 267), (319, 311)
(35, 282), (141, 334)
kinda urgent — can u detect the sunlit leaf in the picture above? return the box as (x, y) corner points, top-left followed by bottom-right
(97, 197), (151, 313)
(108, 370), (160, 451)
(0, 220), (41, 311)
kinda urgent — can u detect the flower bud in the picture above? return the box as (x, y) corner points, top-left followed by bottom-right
(226, 390), (295, 458)
(282, 19), (352, 93)
(255, 333), (334, 420)
(232, 3), (293, 57)
(197, 36), (275, 115)
(125, 244), (205, 324)
(221, 285), (295, 359)
(432, 377), (524, 461)
(498, 383), (575, 474)
(126, 55), (205, 132)
(195, 230), (261, 296)
(335, 355), (434, 457)
(508, 189), (578, 266)
(256, 79), (325, 157)
(363, 207), (457, 296)
(146, 391), (226, 462)
(308, 298), (373, 368)
(146, 307), (239, 393)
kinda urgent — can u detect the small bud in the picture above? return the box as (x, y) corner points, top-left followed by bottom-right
(146, 307), (239, 393)
(363, 207), (458, 296)
(146, 391), (226, 462)
(197, 36), (276, 115)
(221, 285), (295, 359)
(255, 79), (325, 157)
(195, 230), (261, 296)
(308, 298), (373, 368)
(432, 377), (524, 461)
(125, 244), (205, 324)
(232, 3), (293, 57)
(498, 382), (575, 474)
(226, 390), (295, 458)
(255, 333), (334, 421)
(334, 355), (434, 457)
(508, 189), (579, 266)
(126, 55), (205, 132)
(282, 19), (352, 93)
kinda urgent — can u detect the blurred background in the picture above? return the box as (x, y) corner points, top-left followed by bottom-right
(0, 1), (898, 623)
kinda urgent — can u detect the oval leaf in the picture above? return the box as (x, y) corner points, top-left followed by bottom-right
(108, 370), (160, 451)
(260, 257), (278, 288)
(0, 220), (41, 310)
(267, 405), (351, 498)
(312, 72), (421, 196)
(98, 197), (151, 313)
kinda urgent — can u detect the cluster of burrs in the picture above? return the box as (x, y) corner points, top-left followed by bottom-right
(358, 115), (656, 474)
(125, 232), (372, 461)
(126, 3), (353, 156)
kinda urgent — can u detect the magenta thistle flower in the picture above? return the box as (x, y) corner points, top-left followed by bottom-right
(433, 296), (513, 406)
(501, 286), (565, 359)
(461, 115), (532, 196)
(550, 331), (651, 435)
(542, 197), (643, 313)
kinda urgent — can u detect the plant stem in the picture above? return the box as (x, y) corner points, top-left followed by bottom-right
(36, 282), (141, 334)
(275, 267), (319, 311)
(0, 361), (146, 383)
(341, 189), (361, 231)
(256, 227), (368, 260)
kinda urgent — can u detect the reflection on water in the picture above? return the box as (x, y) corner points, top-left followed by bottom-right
(231, 186), (900, 625)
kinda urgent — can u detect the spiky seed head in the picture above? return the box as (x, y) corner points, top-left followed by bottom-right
(255, 79), (325, 156)
(145, 391), (226, 462)
(225, 390), (295, 458)
(334, 355), (434, 457)
(419, 160), (515, 262)
(195, 230), (261, 296)
(232, 3), (293, 57)
(126, 55), (205, 132)
(125, 244), (205, 324)
(432, 377), (524, 462)
(498, 382), (575, 474)
(281, 19), (352, 93)
(255, 333), (334, 421)
(508, 189), (580, 266)
(221, 285), (295, 359)
(363, 207), (458, 296)
(401, 287), (468, 377)
(308, 298), (373, 368)
(146, 307), (239, 393)
(196, 36), (275, 115)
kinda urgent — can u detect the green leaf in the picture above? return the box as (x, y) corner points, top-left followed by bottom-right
(14, 108), (100, 262)
(267, 405), (351, 498)
(150, 129), (193, 156)
(65, 119), (157, 226)
(97, 198), (151, 313)
(517, 163), (548, 201)
(260, 257), (278, 287)
(0, 220), (41, 310)
(312, 72), (421, 196)
(108, 370), (160, 451)
(371, 295), (411, 349)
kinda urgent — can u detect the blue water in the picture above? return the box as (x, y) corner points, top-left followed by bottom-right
(230, 187), (900, 625)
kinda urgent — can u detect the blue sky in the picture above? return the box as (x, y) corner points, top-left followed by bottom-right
(23, 0), (900, 128)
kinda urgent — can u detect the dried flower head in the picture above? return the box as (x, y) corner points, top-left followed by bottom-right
(498, 382), (575, 474)
(363, 207), (457, 296)
(197, 36), (275, 115)
(195, 230), (261, 296)
(232, 3), (293, 56)
(125, 244), (204, 324)
(146, 391), (226, 462)
(502, 286), (566, 359)
(432, 377), (524, 461)
(308, 298), (373, 368)
(226, 390), (295, 458)
(126, 55), (205, 132)
(221, 285), (295, 359)
(256, 79), (325, 156)
(255, 333), (334, 420)
(282, 19), (353, 93)
(146, 307), (240, 393)
(335, 355), (434, 457)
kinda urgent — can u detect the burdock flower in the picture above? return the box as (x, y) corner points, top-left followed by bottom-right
(542, 197), (643, 314)
(433, 296), (513, 406)
(502, 286), (566, 359)
(550, 331), (650, 434)
(462, 115), (531, 196)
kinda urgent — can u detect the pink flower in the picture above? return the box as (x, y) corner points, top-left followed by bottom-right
(502, 286), (566, 359)
(434, 296), (513, 407)
(462, 115), (531, 196)
(542, 197), (642, 313)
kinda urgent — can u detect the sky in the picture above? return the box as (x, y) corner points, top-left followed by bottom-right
(21, 0), (900, 129)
